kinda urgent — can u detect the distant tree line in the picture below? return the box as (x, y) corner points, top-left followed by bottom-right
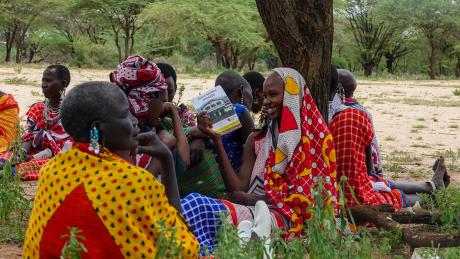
(0, 0), (459, 79)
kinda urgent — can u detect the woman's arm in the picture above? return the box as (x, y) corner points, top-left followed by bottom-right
(198, 113), (256, 192)
(163, 103), (190, 167)
(137, 132), (182, 213)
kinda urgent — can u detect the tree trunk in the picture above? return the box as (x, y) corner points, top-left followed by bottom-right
(15, 44), (22, 64)
(111, 22), (122, 63)
(4, 26), (18, 62)
(123, 25), (130, 60)
(385, 53), (395, 74)
(429, 40), (437, 80)
(256, 0), (334, 119)
(363, 62), (374, 77)
(28, 48), (35, 63)
(238, 47), (259, 70)
(455, 57), (460, 78)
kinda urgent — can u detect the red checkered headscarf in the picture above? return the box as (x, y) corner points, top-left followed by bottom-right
(111, 56), (167, 117)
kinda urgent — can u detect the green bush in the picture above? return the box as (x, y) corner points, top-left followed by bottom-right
(70, 38), (118, 68)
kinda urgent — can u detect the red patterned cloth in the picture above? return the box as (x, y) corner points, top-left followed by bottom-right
(111, 55), (167, 117)
(22, 103), (70, 155)
(0, 102), (72, 180)
(329, 109), (403, 209)
(262, 68), (338, 236)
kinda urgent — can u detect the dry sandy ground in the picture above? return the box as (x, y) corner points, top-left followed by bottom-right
(0, 66), (459, 257)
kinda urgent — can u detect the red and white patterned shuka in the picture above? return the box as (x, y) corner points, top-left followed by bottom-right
(329, 108), (403, 209)
(262, 68), (338, 236)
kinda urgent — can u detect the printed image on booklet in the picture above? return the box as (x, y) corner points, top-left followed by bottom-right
(192, 85), (242, 134)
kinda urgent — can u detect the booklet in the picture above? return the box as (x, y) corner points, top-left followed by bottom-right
(192, 85), (242, 134)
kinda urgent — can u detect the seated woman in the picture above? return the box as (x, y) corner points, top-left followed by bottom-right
(156, 63), (225, 197)
(0, 65), (72, 180)
(0, 91), (19, 152)
(328, 69), (449, 209)
(214, 71), (255, 172)
(243, 71), (266, 114)
(23, 81), (199, 258)
(181, 68), (338, 253)
(110, 56), (189, 175)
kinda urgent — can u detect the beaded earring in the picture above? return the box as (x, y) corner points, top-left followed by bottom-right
(89, 126), (100, 154)
(59, 89), (66, 104)
(337, 83), (345, 101)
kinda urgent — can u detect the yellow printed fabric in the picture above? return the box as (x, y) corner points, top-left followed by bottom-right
(24, 145), (199, 258)
(0, 94), (19, 152)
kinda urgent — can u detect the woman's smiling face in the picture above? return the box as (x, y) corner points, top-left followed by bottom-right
(263, 73), (284, 121)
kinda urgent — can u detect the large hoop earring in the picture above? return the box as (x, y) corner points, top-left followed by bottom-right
(89, 126), (100, 154)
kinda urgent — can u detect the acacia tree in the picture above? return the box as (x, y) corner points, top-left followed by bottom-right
(379, 0), (460, 79)
(340, 0), (395, 76)
(143, 0), (267, 70)
(0, 0), (47, 62)
(75, 0), (153, 62)
(256, 0), (334, 118)
(383, 31), (416, 74)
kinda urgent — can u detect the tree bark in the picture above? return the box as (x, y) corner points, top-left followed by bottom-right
(429, 39), (437, 80)
(255, 0), (334, 119)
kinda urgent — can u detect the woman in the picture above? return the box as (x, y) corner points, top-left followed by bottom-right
(23, 82), (199, 258)
(0, 91), (19, 152)
(157, 63), (225, 197)
(214, 71), (254, 172)
(0, 65), (72, 180)
(329, 75), (449, 209)
(110, 56), (190, 173)
(243, 71), (266, 114)
(181, 68), (338, 253)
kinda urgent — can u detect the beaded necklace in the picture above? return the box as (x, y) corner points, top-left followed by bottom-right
(43, 98), (61, 126)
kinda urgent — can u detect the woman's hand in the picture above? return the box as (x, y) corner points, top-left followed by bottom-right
(158, 130), (176, 149)
(189, 138), (205, 164)
(162, 102), (178, 117)
(137, 132), (172, 160)
(197, 112), (220, 140)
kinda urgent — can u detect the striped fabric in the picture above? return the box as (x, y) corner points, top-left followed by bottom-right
(178, 149), (225, 197)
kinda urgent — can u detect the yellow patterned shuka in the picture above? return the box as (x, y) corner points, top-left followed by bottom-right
(24, 145), (199, 258)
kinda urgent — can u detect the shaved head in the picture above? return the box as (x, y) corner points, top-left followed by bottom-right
(338, 69), (357, 98)
(215, 71), (253, 111)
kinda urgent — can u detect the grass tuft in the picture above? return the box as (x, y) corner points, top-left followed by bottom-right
(413, 124), (427, 129)
(4, 77), (39, 87)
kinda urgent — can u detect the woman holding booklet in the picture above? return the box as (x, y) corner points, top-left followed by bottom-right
(181, 67), (338, 254)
